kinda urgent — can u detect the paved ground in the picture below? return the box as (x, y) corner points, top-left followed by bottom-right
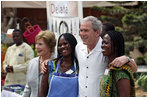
(136, 84), (147, 97)
(137, 65), (147, 72)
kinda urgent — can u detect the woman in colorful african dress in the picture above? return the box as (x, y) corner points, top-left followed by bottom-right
(100, 30), (135, 97)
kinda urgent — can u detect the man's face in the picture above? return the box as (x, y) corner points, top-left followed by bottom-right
(80, 21), (98, 46)
(12, 31), (23, 45)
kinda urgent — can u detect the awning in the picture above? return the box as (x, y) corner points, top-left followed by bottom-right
(83, 1), (138, 7)
(2, 1), (46, 8)
(2, 1), (138, 8)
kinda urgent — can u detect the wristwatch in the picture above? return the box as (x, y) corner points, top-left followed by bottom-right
(127, 57), (130, 64)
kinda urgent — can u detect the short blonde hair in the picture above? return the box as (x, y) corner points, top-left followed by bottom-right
(35, 30), (56, 53)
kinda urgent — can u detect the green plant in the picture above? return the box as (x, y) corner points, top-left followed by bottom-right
(124, 42), (134, 55)
(136, 73), (147, 91)
(92, 1), (147, 58)
(30, 44), (38, 57)
(133, 37), (147, 54)
(135, 56), (146, 65)
(1, 43), (7, 53)
(144, 52), (147, 64)
(92, 1), (147, 65)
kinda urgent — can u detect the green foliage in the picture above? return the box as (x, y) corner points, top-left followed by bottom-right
(124, 42), (134, 55)
(136, 73), (147, 91)
(144, 52), (147, 64)
(101, 15), (112, 21)
(34, 50), (38, 57)
(124, 36), (146, 56)
(122, 13), (147, 38)
(112, 6), (129, 14)
(133, 37), (147, 54)
(92, 6), (129, 15)
(30, 44), (38, 57)
(115, 26), (124, 32)
(1, 43), (7, 53)
(135, 56), (146, 65)
(134, 36), (142, 42)
(92, 1), (147, 64)
(101, 16), (121, 25)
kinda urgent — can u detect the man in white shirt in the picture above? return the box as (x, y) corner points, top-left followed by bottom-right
(3, 29), (34, 86)
(75, 16), (137, 97)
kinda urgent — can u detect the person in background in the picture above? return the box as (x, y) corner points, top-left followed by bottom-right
(101, 22), (115, 38)
(22, 30), (56, 97)
(76, 16), (137, 97)
(40, 33), (79, 97)
(100, 30), (135, 97)
(3, 29), (34, 86)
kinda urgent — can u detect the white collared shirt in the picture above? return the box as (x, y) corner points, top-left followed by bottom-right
(3, 42), (34, 86)
(75, 38), (108, 97)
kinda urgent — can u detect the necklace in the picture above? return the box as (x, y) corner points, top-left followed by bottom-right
(61, 59), (72, 69)
(59, 59), (72, 73)
(39, 56), (43, 65)
(61, 64), (72, 69)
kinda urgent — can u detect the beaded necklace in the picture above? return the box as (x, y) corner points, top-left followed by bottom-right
(105, 64), (135, 97)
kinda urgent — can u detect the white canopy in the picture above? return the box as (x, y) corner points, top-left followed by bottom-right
(2, 1), (138, 8)
(2, 1), (46, 8)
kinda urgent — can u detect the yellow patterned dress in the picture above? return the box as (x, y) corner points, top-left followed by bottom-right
(100, 64), (135, 97)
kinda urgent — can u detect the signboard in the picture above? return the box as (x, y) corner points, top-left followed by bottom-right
(46, 1), (83, 42)
(50, 1), (78, 17)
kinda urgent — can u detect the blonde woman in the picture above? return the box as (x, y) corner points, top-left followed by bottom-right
(22, 30), (56, 97)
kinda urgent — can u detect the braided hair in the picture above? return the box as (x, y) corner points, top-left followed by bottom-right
(101, 22), (115, 38)
(106, 30), (125, 57)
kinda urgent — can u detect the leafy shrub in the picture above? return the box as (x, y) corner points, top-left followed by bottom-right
(124, 42), (134, 55)
(135, 56), (146, 65)
(136, 73), (147, 91)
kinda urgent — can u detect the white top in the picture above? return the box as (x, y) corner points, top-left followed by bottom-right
(22, 57), (42, 97)
(3, 42), (34, 86)
(75, 38), (108, 97)
(1, 90), (21, 97)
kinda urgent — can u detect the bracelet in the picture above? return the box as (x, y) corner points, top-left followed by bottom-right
(127, 57), (130, 64)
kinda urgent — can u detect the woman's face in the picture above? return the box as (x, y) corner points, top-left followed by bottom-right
(101, 34), (114, 56)
(58, 36), (72, 57)
(35, 38), (51, 57)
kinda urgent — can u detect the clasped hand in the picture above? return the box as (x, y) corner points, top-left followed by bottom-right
(6, 65), (13, 72)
